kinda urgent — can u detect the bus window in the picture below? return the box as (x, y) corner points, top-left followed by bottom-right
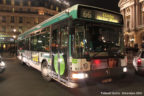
(25, 38), (29, 50)
(37, 35), (44, 51)
(18, 40), (25, 50)
(72, 22), (123, 58)
(43, 33), (50, 52)
(31, 36), (37, 51)
(60, 26), (68, 51)
(37, 33), (50, 52)
(73, 24), (86, 58)
(52, 29), (58, 53)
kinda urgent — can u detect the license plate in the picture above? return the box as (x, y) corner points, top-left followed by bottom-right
(101, 78), (112, 83)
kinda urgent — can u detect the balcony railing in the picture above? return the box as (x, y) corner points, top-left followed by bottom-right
(137, 25), (144, 29)
(0, 10), (54, 16)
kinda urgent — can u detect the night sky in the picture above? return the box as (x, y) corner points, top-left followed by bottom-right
(68, 0), (120, 12)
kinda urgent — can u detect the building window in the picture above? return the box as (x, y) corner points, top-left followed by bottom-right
(3, 0), (6, 4)
(2, 26), (6, 32)
(19, 8), (23, 12)
(142, 4), (144, 25)
(11, 0), (15, 5)
(126, 16), (130, 30)
(26, 17), (30, 24)
(28, 0), (31, 6)
(35, 18), (39, 24)
(20, 0), (23, 6)
(34, 1), (38, 6)
(19, 26), (23, 33)
(23, 1), (27, 6)
(143, 12), (144, 25)
(2, 16), (6, 23)
(12, 8), (15, 13)
(19, 17), (23, 23)
(15, 1), (19, 6)
(56, 6), (59, 12)
(27, 8), (31, 12)
(6, 0), (11, 5)
(38, 10), (44, 15)
(11, 16), (14, 23)
(0, 0), (2, 4)
(44, 2), (48, 7)
(140, 3), (142, 25)
(50, 5), (53, 9)
(11, 26), (14, 31)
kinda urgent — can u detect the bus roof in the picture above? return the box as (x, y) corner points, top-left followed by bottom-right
(18, 4), (122, 40)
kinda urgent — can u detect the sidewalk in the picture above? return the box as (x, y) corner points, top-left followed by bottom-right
(1, 52), (17, 59)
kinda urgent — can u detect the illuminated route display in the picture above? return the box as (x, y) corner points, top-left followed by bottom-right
(79, 7), (122, 24)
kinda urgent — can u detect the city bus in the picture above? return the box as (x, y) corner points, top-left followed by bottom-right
(17, 4), (127, 88)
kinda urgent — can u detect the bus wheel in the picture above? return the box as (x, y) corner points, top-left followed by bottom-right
(21, 62), (26, 66)
(41, 61), (52, 81)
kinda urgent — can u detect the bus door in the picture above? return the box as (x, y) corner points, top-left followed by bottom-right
(52, 26), (68, 79)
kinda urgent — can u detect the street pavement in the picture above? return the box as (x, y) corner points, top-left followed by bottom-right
(0, 52), (144, 96)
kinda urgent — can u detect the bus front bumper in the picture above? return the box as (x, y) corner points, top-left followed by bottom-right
(70, 66), (127, 83)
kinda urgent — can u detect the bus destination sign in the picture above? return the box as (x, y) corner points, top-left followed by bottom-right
(95, 11), (119, 23)
(79, 8), (121, 24)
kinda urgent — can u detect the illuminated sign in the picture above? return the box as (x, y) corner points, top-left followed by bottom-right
(0, 37), (14, 43)
(95, 11), (119, 23)
(79, 8), (122, 24)
(80, 9), (92, 19)
(0, 35), (12, 37)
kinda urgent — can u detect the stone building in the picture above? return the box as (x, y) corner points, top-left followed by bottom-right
(119, 0), (144, 48)
(0, 0), (62, 50)
(0, 0), (63, 37)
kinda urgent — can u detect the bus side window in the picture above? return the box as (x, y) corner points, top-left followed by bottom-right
(37, 33), (50, 52)
(18, 40), (24, 50)
(37, 35), (44, 51)
(74, 25), (85, 57)
(52, 29), (58, 53)
(30, 36), (37, 51)
(25, 38), (29, 50)
(60, 26), (68, 53)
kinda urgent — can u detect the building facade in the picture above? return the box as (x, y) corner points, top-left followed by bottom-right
(119, 0), (144, 48)
(0, 0), (60, 36)
(0, 0), (61, 50)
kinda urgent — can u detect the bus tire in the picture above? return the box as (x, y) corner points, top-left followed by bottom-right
(21, 62), (26, 66)
(41, 61), (52, 81)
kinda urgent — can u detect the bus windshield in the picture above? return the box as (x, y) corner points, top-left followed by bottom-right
(72, 21), (124, 58)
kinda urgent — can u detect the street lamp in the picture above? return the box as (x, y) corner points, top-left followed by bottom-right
(63, 1), (70, 6)
(13, 29), (16, 32)
(13, 35), (16, 39)
(55, 0), (70, 7)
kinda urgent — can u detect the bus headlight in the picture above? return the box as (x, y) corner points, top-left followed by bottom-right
(72, 73), (88, 79)
(123, 67), (127, 72)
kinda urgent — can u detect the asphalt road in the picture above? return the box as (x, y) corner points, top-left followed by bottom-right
(0, 53), (144, 96)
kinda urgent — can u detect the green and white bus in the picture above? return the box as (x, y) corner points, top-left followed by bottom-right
(17, 4), (127, 88)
